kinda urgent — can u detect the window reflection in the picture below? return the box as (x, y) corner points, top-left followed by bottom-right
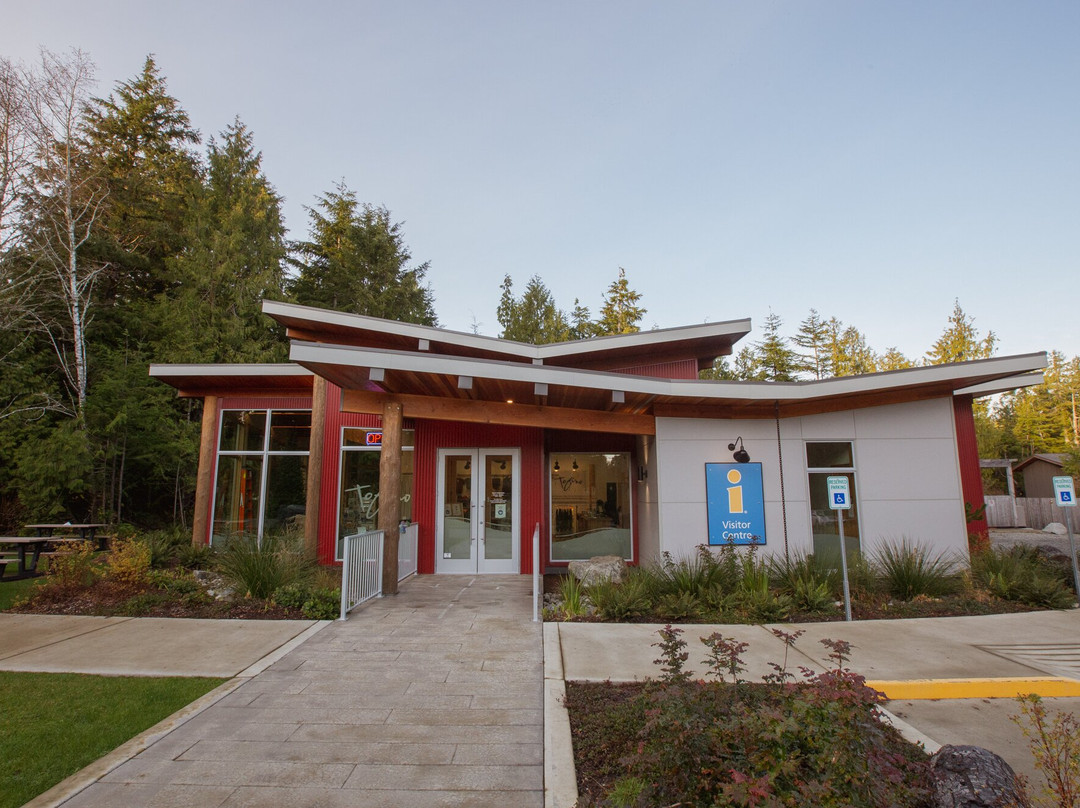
(550, 452), (632, 561)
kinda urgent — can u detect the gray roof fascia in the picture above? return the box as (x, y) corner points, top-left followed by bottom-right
(289, 341), (1047, 404)
(262, 300), (751, 362)
(149, 363), (313, 378)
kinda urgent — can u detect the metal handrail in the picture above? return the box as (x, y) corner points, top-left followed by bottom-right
(532, 522), (541, 622)
(339, 529), (384, 620)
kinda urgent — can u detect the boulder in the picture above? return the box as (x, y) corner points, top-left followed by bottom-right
(930, 744), (1028, 808)
(568, 555), (626, 587)
(1044, 522), (1068, 535)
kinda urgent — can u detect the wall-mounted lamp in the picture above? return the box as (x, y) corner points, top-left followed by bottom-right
(728, 436), (751, 464)
(553, 460), (561, 473)
(464, 459), (471, 471)
(499, 460), (507, 471)
(571, 459), (579, 472)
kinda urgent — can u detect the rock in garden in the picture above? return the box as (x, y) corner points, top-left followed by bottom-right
(568, 555), (626, 586)
(929, 744), (1028, 808)
(1043, 522), (1068, 535)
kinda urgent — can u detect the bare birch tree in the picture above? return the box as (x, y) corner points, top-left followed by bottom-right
(20, 48), (106, 419)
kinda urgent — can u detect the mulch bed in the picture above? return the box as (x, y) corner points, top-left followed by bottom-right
(7, 583), (305, 620)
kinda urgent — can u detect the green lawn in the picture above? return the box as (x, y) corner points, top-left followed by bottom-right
(0, 575), (43, 610)
(0, 672), (226, 808)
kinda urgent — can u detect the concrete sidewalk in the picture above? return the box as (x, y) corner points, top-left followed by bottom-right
(43, 575), (543, 808)
(0, 614), (320, 678)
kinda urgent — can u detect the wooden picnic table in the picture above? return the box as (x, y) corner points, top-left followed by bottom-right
(25, 523), (111, 551)
(0, 536), (82, 580)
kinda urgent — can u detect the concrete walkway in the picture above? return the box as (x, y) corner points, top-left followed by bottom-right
(0, 614), (319, 677)
(49, 575), (543, 808)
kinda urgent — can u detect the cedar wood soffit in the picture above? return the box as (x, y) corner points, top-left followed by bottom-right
(288, 339), (1047, 431)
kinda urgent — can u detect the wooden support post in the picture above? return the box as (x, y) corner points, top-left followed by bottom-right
(191, 395), (218, 547)
(378, 399), (404, 595)
(304, 377), (328, 558)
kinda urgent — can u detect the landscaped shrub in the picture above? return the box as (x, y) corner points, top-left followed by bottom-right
(566, 627), (933, 807)
(136, 527), (188, 568)
(106, 538), (152, 589)
(44, 540), (98, 593)
(971, 546), (1075, 609)
(301, 587), (340, 620)
(176, 542), (214, 570)
(557, 572), (589, 618)
(271, 582), (341, 619)
(874, 538), (959, 601)
(769, 550), (839, 612)
(588, 567), (653, 620)
(216, 534), (315, 600)
(1012, 694), (1080, 806)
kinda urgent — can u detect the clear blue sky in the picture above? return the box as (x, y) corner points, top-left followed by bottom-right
(4, 1), (1077, 359)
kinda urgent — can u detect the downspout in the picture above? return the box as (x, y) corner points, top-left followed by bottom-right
(775, 401), (789, 561)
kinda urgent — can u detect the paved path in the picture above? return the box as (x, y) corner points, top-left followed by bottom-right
(57, 575), (544, 808)
(0, 614), (318, 677)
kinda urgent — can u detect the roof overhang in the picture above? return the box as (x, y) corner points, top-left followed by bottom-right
(262, 299), (750, 371)
(289, 340), (1048, 426)
(149, 363), (314, 398)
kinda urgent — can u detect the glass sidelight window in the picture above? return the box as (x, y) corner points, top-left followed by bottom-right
(550, 452), (632, 562)
(806, 441), (861, 562)
(212, 410), (311, 544)
(337, 428), (414, 560)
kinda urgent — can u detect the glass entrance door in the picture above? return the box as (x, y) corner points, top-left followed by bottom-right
(436, 448), (519, 573)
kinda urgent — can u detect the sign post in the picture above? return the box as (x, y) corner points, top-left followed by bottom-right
(828, 475), (853, 622)
(1052, 476), (1080, 607)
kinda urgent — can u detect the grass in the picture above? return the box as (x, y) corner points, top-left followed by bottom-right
(0, 671), (225, 808)
(0, 575), (44, 610)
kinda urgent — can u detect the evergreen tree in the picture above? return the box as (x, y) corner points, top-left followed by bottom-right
(290, 182), (436, 324)
(753, 311), (800, 381)
(597, 267), (646, 335)
(163, 119), (288, 363)
(82, 55), (201, 335)
(877, 347), (913, 372)
(926, 299), (997, 364)
(568, 298), (600, 340)
(793, 309), (829, 379)
(733, 346), (763, 381)
(496, 274), (570, 344)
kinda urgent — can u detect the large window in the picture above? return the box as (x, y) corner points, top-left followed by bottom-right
(550, 452), (632, 562)
(337, 428), (414, 560)
(212, 409), (310, 544)
(806, 441), (861, 562)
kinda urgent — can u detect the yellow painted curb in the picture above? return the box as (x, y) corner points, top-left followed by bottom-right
(867, 677), (1080, 700)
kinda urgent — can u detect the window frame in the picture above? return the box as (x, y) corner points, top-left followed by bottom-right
(804, 440), (861, 556)
(548, 451), (635, 565)
(211, 408), (311, 545)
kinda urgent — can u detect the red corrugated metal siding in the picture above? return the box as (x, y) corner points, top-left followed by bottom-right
(953, 394), (988, 537)
(316, 385), (386, 565)
(413, 421), (545, 574)
(611, 359), (699, 379)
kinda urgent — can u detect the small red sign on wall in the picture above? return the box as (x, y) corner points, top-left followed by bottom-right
(366, 431), (383, 446)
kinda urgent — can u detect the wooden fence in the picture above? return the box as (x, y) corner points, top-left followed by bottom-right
(985, 496), (1074, 529)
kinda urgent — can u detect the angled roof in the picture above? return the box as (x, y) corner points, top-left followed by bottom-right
(289, 339), (1047, 420)
(261, 300), (750, 372)
(149, 363), (313, 397)
(1014, 453), (1068, 472)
